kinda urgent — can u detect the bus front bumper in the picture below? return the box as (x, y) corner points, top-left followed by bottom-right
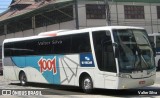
(117, 74), (156, 89)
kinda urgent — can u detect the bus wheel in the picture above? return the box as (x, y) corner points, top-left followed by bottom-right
(19, 72), (27, 86)
(81, 75), (93, 93)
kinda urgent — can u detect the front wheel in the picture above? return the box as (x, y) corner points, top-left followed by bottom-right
(19, 72), (27, 86)
(81, 76), (93, 93)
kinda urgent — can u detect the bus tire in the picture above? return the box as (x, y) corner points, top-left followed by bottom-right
(81, 75), (93, 93)
(19, 72), (27, 86)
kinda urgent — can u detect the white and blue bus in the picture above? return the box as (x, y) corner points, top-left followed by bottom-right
(2, 26), (156, 93)
(149, 33), (160, 70)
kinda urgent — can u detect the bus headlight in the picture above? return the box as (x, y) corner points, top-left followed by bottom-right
(118, 73), (131, 78)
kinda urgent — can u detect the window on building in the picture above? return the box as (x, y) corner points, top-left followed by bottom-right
(157, 6), (160, 19)
(7, 17), (32, 34)
(20, 18), (32, 31)
(7, 22), (21, 34)
(86, 4), (106, 19)
(35, 5), (73, 28)
(124, 5), (145, 19)
(0, 25), (4, 35)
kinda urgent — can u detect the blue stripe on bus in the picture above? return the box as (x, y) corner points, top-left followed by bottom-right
(11, 53), (95, 84)
(11, 55), (61, 84)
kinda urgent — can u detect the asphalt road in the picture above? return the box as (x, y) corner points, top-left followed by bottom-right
(0, 71), (160, 98)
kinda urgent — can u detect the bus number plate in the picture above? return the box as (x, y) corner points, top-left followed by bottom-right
(139, 81), (145, 85)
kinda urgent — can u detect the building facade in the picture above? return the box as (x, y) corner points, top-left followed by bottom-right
(0, 0), (160, 54)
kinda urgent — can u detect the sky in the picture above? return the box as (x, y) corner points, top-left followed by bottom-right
(0, 0), (12, 13)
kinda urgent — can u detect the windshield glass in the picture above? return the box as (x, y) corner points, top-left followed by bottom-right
(113, 29), (155, 73)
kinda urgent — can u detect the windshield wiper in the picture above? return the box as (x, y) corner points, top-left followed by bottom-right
(137, 44), (149, 46)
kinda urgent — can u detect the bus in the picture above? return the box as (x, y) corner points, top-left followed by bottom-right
(2, 26), (156, 93)
(148, 33), (160, 70)
(0, 46), (2, 75)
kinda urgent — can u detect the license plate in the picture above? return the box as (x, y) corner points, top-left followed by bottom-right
(139, 80), (145, 84)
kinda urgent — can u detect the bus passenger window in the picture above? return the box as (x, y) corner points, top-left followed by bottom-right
(71, 33), (91, 53)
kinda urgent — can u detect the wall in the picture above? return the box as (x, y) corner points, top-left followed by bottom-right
(1, 1), (160, 46)
(110, 2), (160, 34)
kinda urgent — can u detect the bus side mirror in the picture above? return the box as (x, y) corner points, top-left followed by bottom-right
(113, 43), (119, 58)
(151, 42), (155, 48)
(153, 47), (156, 57)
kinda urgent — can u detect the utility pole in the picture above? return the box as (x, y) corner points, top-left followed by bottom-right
(4, 24), (7, 38)
(104, 0), (111, 26)
(75, 0), (79, 29)
(32, 16), (36, 35)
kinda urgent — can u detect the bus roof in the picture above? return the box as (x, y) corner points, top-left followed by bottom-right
(148, 33), (160, 36)
(3, 26), (144, 44)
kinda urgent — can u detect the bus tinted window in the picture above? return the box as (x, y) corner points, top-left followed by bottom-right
(4, 33), (91, 57)
(4, 41), (34, 57)
(71, 33), (91, 53)
(50, 36), (71, 54)
(4, 42), (13, 57)
(13, 41), (28, 56)
(25, 36), (71, 55)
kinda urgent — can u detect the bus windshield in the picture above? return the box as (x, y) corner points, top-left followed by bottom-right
(113, 29), (155, 73)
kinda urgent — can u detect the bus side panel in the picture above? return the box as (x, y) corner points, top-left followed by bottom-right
(59, 54), (79, 85)
(10, 56), (33, 82)
(11, 55), (60, 84)
(11, 55), (78, 85)
(58, 53), (96, 86)
(3, 57), (19, 80)
(25, 56), (54, 83)
(5, 53), (96, 87)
